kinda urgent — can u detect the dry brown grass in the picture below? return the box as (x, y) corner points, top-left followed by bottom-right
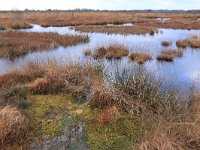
(0, 61), (97, 95)
(74, 25), (157, 35)
(137, 93), (200, 150)
(157, 49), (183, 62)
(176, 40), (189, 48)
(1, 12), (200, 30)
(84, 49), (92, 56)
(90, 83), (131, 111)
(190, 39), (200, 48)
(129, 52), (152, 64)
(92, 45), (129, 59)
(176, 36), (200, 49)
(161, 41), (171, 47)
(0, 31), (89, 59)
(97, 106), (120, 124)
(0, 106), (28, 148)
(0, 63), (45, 88)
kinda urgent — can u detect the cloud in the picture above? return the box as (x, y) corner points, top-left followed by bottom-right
(0, 0), (199, 10)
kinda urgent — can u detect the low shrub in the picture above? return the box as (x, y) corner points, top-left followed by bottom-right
(0, 87), (29, 109)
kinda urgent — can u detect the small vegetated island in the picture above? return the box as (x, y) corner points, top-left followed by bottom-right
(0, 31), (89, 60)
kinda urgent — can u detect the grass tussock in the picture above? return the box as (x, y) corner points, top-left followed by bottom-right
(97, 106), (120, 124)
(157, 49), (183, 62)
(161, 41), (171, 47)
(0, 106), (28, 148)
(190, 39), (200, 48)
(84, 49), (92, 56)
(0, 31), (89, 59)
(176, 40), (189, 48)
(176, 36), (200, 49)
(129, 52), (152, 64)
(92, 45), (129, 59)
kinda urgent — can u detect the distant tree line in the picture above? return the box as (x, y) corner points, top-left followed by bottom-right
(0, 9), (200, 13)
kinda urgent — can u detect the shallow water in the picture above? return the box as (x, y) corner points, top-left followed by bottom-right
(106, 23), (134, 26)
(0, 24), (200, 92)
(155, 18), (171, 23)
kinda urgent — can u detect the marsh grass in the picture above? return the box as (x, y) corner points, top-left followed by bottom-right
(129, 52), (152, 64)
(92, 45), (129, 59)
(0, 31), (89, 59)
(157, 49), (183, 62)
(190, 39), (200, 48)
(161, 41), (171, 47)
(176, 40), (188, 48)
(0, 61), (97, 96)
(0, 106), (28, 148)
(83, 49), (92, 56)
(176, 36), (200, 49)
(0, 59), (199, 149)
(74, 25), (157, 35)
(1, 12), (200, 30)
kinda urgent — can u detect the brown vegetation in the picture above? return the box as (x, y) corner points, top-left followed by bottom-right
(161, 41), (171, 47)
(176, 40), (188, 48)
(1, 12), (200, 30)
(97, 106), (120, 124)
(176, 36), (200, 49)
(74, 25), (157, 35)
(84, 50), (92, 56)
(157, 49), (183, 62)
(0, 62), (96, 96)
(0, 31), (89, 59)
(129, 52), (152, 64)
(137, 94), (200, 150)
(0, 106), (28, 147)
(92, 45), (129, 59)
(190, 39), (200, 48)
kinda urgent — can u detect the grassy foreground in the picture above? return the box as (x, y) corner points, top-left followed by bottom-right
(0, 60), (200, 149)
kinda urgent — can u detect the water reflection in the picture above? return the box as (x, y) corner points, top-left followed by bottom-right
(0, 24), (200, 92)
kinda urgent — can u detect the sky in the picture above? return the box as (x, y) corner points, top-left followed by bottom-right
(0, 0), (199, 10)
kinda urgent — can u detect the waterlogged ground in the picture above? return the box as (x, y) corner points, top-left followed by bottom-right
(1, 24), (200, 92)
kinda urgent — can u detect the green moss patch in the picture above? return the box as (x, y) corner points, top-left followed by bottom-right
(26, 94), (78, 138)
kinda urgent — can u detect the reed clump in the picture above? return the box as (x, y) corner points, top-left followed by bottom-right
(84, 50), (92, 56)
(161, 41), (171, 47)
(157, 49), (183, 62)
(190, 39), (200, 48)
(129, 52), (152, 64)
(176, 40), (189, 48)
(92, 45), (129, 59)
(176, 36), (200, 49)
(0, 106), (28, 148)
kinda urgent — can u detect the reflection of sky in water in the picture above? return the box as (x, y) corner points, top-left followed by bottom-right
(1, 24), (200, 92)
